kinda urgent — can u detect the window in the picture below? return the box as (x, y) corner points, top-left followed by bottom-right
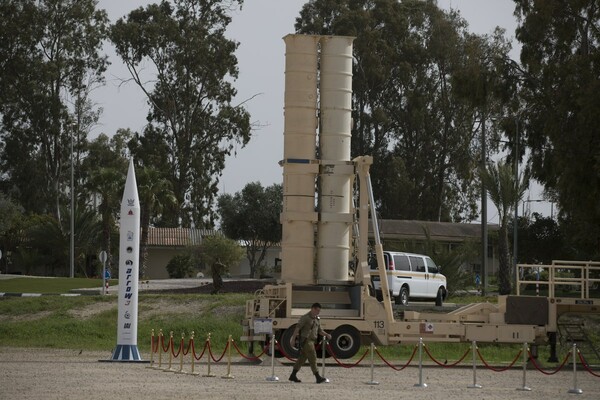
(369, 253), (391, 270)
(409, 256), (425, 272)
(394, 255), (410, 271)
(425, 257), (438, 273)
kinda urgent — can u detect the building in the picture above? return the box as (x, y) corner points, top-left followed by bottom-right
(145, 220), (499, 279)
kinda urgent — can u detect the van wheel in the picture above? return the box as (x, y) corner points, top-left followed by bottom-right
(398, 286), (409, 306)
(435, 287), (444, 307)
(328, 325), (361, 359)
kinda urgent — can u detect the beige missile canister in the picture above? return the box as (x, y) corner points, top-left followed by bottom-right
(317, 36), (355, 283)
(281, 34), (320, 284)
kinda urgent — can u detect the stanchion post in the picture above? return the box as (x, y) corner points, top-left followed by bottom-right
(414, 338), (427, 388)
(154, 329), (164, 369)
(175, 332), (185, 374)
(164, 331), (176, 372)
(467, 340), (482, 389)
(567, 343), (583, 395)
(189, 331), (200, 376)
(221, 335), (235, 379)
(266, 336), (279, 382)
(320, 337), (329, 382)
(517, 342), (531, 391)
(203, 333), (216, 377)
(146, 329), (155, 369)
(365, 342), (379, 385)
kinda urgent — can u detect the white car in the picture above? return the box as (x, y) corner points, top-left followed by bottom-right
(369, 251), (447, 306)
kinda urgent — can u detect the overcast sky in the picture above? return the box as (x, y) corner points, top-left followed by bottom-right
(94, 0), (551, 221)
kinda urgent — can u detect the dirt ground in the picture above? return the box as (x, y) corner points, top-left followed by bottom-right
(1, 347), (599, 400)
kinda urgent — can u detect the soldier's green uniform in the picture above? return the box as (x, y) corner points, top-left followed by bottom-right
(288, 303), (329, 383)
(292, 311), (321, 373)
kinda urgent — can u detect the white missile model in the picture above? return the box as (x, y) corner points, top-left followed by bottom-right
(110, 159), (142, 361)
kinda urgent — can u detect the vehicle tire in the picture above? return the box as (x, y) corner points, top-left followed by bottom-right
(280, 325), (300, 358)
(328, 325), (361, 359)
(435, 287), (444, 307)
(265, 331), (283, 357)
(398, 286), (409, 306)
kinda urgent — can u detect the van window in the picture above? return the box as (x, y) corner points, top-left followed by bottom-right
(409, 256), (426, 272)
(393, 255), (410, 271)
(369, 253), (391, 270)
(426, 257), (439, 273)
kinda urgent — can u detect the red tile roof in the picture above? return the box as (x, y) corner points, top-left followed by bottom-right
(146, 227), (220, 247)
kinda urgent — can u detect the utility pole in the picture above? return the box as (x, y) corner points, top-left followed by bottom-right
(481, 114), (487, 296)
(513, 117), (519, 291)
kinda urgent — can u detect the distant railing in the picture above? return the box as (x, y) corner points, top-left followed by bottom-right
(516, 260), (600, 298)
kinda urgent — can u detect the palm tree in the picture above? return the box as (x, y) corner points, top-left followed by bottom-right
(480, 160), (528, 294)
(137, 166), (177, 278)
(87, 167), (124, 272)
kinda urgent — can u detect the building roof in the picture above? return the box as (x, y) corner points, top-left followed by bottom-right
(373, 219), (498, 243)
(146, 227), (220, 247)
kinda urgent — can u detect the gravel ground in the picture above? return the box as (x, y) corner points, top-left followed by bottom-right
(1, 347), (599, 400)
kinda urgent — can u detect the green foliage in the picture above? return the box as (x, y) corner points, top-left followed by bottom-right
(480, 160), (528, 294)
(110, 0), (251, 227)
(200, 235), (244, 272)
(510, 213), (566, 264)
(295, 0), (513, 222)
(514, 1), (600, 258)
(165, 254), (195, 279)
(0, 0), (109, 217)
(218, 182), (282, 277)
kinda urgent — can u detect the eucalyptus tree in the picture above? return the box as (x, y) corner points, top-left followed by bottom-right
(217, 182), (282, 278)
(295, 0), (513, 222)
(514, 0), (600, 256)
(0, 0), (108, 217)
(480, 160), (528, 295)
(110, 0), (251, 228)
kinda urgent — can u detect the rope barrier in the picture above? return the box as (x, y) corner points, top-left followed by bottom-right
(423, 346), (470, 367)
(231, 339), (268, 361)
(208, 338), (229, 362)
(274, 341), (297, 362)
(477, 347), (522, 372)
(160, 331), (170, 353)
(148, 328), (600, 385)
(192, 338), (208, 361)
(375, 345), (417, 371)
(577, 351), (600, 377)
(325, 344), (370, 368)
(527, 349), (571, 375)
(171, 337), (183, 358)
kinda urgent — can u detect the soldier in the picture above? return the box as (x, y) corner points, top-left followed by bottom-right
(288, 302), (331, 383)
(211, 259), (225, 294)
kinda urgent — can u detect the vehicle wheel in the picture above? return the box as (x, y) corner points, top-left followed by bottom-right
(328, 325), (361, 359)
(265, 331), (283, 357)
(280, 325), (300, 358)
(398, 286), (409, 306)
(435, 287), (444, 307)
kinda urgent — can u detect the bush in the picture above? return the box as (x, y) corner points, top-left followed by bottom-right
(166, 254), (195, 278)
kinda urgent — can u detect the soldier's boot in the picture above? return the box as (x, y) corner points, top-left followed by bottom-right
(314, 372), (327, 384)
(288, 369), (301, 383)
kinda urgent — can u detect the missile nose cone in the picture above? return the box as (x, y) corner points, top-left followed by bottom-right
(121, 158), (140, 208)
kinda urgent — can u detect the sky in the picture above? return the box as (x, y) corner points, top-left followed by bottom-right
(94, 0), (552, 222)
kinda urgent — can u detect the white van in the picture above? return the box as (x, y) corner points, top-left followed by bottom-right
(369, 251), (447, 306)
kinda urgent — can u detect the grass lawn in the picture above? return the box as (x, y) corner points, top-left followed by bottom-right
(0, 277), (116, 294)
